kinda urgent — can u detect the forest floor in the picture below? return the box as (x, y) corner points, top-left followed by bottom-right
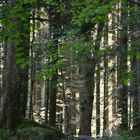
(0, 119), (140, 140)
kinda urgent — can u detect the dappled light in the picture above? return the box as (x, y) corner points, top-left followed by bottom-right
(0, 0), (140, 140)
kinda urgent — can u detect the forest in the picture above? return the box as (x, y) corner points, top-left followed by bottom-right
(0, 0), (140, 140)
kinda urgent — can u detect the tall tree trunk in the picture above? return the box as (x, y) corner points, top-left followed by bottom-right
(62, 0), (76, 134)
(48, 6), (61, 127)
(79, 22), (104, 136)
(49, 73), (58, 127)
(0, 41), (21, 128)
(96, 64), (100, 137)
(111, 4), (118, 134)
(0, 0), (30, 128)
(129, 1), (140, 129)
(28, 9), (35, 120)
(117, 1), (128, 131)
(0, 45), (2, 103)
(103, 53), (109, 134)
(45, 80), (50, 124)
(19, 10), (30, 118)
(103, 23), (109, 134)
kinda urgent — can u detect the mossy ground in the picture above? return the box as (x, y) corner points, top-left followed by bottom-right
(1, 120), (140, 140)
(0, 119), (64, 140)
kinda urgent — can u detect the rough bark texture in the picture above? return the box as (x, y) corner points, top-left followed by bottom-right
(0, 42), (21, 128)
(0, 0), (30, 128)
(117, 1), (128, 131)
(111, 5), (117, 134)
(103, 24), (109, 134)
(79, 22), (104, 136)
(48, 6), (60, 127)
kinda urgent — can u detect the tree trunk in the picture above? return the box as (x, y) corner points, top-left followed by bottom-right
(79, 22), (104, 136)
(129, 1), (140, 129)
(0, 0), (30, 128)
(48, 6), (61, 127)
(0, 45), (2, 103)
(117, 1), (128, 131)
(96, 64), (100, 137)
(103, 23), (109, 134)
(45, 80), (50, 124)
(103, 53), (109, 134)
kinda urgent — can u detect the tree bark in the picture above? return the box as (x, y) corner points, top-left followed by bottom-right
(129, 0), (140, 129)
(117, 1), (128, 131)
(48, 5), (61, 127)
(79, 22), (104, 136)
(96, 64), (100, 137)
(103, 23), (109, 134)
(0, 0), (30, 128)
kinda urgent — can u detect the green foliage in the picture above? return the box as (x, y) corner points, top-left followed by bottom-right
(102, 128), (140, 140)
(0, 1), (31, 69)
(0, 129), (5, 140)
(0, 129), (17, 140)
(72, 0), (117, 25)
(121, 73), (133, 86)
(18, 119), (41, 129)
(0, 0), (140, 138)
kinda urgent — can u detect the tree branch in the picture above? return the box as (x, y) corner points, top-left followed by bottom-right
(30, 17), (49, 22)
(128, 0), (140, 5)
